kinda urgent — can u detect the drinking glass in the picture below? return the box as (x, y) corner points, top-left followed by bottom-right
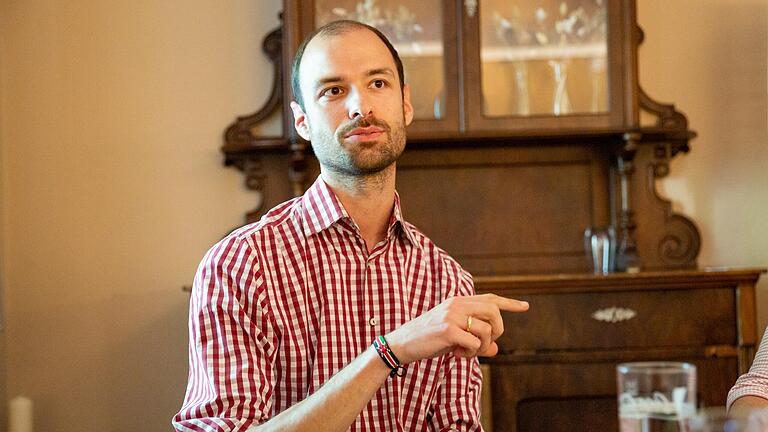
(617, 362), (697, 432)
(584, 226), (616, 274)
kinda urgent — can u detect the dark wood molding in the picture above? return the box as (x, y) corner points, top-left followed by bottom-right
(223, 15), (289, 164)
(619, 139), (702, 270)
(221, 15), (290, 223)
(635, 22), (690, 131)
(647, 144), (701, 268)
(474, 267), (765, 293)
(614, 133), (641, 271)
(631, 19), (700, 270)
(484, 346), (737, 365)
(638, 85), (690, 130)
(737, 281), (759, 373)
(288, 140), (310, 197)
(241, 157), (269, 222)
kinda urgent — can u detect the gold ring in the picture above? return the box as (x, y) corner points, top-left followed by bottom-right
(466, 315), (473, 333)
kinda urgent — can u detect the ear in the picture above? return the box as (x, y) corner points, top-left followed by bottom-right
(402, 84), (414, 126)
(290, 101), (311, 141)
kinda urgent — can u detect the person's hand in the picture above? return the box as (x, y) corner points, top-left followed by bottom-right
(746, 407), (768, 432)
(384, 294), (529, 364)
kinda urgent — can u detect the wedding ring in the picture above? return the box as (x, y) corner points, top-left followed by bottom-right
(466, 315), (473, 333)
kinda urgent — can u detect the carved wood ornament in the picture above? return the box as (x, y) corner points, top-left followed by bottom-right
(222, 6), (701, 273)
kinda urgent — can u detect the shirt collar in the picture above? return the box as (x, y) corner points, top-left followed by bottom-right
(390, 191), (420, 248)
(301, 176), (349, 236)
(301, 176), (420, 248)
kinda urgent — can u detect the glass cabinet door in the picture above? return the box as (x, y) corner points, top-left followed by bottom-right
(462, 0), (633, 132)
(314, 0), (460, 136)
(287, 0), (635, 138)
(480, 0), (608, 117)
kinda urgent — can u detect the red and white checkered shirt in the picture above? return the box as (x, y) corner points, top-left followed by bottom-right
(728, 328), (768, 410)
(173, 176), (483, 431)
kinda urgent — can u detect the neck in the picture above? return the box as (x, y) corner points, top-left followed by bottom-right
(321, 165), (396, 253)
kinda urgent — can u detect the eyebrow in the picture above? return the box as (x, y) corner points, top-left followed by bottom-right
(366, 68), (395, 78)
(313, 68), (395, 91)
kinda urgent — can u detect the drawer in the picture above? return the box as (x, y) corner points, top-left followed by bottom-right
(496, 287), (736, 352)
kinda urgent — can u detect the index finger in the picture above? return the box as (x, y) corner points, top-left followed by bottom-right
(480, 293), (529, 312)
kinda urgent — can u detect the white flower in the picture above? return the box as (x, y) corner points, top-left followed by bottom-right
(535, 8), (547, 22)
(556, 14), (578, 34)
(498, 16), (512, 29)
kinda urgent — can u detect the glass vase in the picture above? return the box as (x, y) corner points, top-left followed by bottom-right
(548, 58), (572, 116)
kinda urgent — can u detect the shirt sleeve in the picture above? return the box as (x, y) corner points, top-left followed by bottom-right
(427, 355), (484, 432)
(172, 233), (277, 432)
(728, 328), (768, 411)
(428, 265), (484, 431)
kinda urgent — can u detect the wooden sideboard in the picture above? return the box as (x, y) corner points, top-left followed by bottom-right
(217, 1), (765, 430)
(476, 268), (764, 432)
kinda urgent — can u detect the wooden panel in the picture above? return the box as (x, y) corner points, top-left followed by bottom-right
(480, 364), (494, 432)
(396, 146), (611, 274)
(400, 163), (592, 252)
(517, 397), (617, 432)
(474, 268), (765, 294)
(496, 288), (737, 351)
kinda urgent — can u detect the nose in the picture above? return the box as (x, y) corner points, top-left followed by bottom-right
(347, 88), (373, 119)
(350, 107), (373, 119)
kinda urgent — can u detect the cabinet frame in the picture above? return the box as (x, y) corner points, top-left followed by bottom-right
(461, 0), (638, 133)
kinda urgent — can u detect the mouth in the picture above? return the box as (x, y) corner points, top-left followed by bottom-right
(343, 126), (386, 143)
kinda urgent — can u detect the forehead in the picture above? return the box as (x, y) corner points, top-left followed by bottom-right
(299, 27), (398, 87)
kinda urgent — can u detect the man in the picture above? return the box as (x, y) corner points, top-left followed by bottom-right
(173, 20), (529, 432)
(729, 330), (768, 418)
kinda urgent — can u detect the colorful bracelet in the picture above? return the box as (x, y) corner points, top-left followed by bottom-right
(373, 335), (406, 378)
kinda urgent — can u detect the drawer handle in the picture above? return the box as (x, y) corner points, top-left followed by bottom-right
(464, 0), (478, 17)
(592, 307), (637, 323)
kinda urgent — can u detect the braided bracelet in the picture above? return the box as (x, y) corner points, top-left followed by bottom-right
(373, 335), (406, 378)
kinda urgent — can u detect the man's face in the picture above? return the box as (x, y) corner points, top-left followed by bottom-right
(290, 28), (414, 176)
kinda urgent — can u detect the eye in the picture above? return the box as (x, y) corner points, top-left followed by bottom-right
(372, 79), (386, 89)
(321, 86), (344, 98)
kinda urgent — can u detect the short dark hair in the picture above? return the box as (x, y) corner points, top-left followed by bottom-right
(291, 20), (405, 110)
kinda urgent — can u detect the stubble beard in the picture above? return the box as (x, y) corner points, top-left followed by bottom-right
(312, 115), (406, 178)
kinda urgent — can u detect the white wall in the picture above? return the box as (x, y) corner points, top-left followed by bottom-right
(0, 0), (8, 422)
(637, 0), (768, 333)
(0, 1), (281, 430)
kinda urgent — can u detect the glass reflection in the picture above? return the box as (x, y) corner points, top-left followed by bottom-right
(315, 0), (445, 120)
(481, 0), (608, 117)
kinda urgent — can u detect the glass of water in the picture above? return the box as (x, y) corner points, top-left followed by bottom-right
(617, 362), (697, 432)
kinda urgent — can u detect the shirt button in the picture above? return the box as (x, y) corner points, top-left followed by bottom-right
(369, 317), (377, 326)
